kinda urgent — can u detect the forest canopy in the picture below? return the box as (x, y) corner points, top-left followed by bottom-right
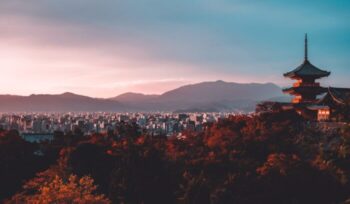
(1, 110), (350, 204)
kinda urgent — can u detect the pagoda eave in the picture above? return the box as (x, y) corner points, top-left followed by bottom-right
(283, 87), (327, 95)
(283, 72), (330, 79)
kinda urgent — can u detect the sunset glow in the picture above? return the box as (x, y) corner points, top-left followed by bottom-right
(1, 1), (349, 97)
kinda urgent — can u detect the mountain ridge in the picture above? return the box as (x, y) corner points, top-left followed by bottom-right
(0, 81), (285, 112)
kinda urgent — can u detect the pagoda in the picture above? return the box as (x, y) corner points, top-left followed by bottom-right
(283, 34), (330, 104)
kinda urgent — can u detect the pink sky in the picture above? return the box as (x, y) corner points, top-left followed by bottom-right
(1, 1), (349, 97)
(0, 15), (284, 98)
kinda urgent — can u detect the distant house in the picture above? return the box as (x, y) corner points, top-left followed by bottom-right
(21, 133), (54, 143)
(258, 34), (350, 122)
(318, 87), (350, 121)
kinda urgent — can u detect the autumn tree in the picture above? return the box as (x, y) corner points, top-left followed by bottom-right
(0, 130), (53, 201)
(7, 174), (110, 204)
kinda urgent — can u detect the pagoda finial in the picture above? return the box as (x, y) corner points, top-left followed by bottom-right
(304, 33), (308, 61)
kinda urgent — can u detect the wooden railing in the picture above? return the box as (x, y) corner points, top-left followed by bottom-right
(292, 97), (316, 104)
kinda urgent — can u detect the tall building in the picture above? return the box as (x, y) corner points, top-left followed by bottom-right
(283, 34), (330, 104)
(258, 34), (350, 121)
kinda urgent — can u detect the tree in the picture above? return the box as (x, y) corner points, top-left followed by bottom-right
(7, 175), (110, 204)
(0, 130), (52, 201)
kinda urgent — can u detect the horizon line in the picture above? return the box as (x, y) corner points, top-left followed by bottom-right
(0, 80), (281, 99)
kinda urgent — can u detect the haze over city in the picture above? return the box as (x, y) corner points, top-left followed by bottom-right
(1, 0), (349, 97)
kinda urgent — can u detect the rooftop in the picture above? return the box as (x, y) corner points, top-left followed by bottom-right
(319, 87), (350, 105)
(284, 60), (330, 79)
(283, 34), (330, 79)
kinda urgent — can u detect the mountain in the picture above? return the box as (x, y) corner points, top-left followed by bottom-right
(0, 92), (125, 112)
(111, 81), (285, 112)
(0, 81), (285, 112)
(110, 92), (159, 102)
(159, 80), (282, 102)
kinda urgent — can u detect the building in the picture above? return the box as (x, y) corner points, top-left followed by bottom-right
(318, 87), (350, 121)
(21, 133), (54, 143)
(259, 34), (350, 122)
(283, 34), (330, 104)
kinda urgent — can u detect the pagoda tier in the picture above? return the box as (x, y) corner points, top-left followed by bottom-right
(284, 59), (330, 79)
(283, 86), (327, 96)
(283, 34), (330, 104)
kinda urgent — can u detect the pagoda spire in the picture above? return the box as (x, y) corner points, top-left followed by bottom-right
(283, 34), (331, 104)
(304, 33), (308, 61)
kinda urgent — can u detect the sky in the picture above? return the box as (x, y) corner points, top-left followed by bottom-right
(0, 0), (349, 98)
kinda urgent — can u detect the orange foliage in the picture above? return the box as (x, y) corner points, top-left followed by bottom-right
(7, 175), (110, 204)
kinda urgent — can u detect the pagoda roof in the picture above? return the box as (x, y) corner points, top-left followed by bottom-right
(283, 86), (327, 95)
(284, 60), (330, 79)
(318, 87), (350, 105)
(283, 34), (330, 79)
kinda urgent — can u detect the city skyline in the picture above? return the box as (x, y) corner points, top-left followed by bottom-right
(1, 0), (349, 97)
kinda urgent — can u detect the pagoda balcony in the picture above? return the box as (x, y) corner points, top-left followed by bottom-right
(292, 98), (302, 103)
(292, 98), (316, 104)
(293, 82), (320, 87)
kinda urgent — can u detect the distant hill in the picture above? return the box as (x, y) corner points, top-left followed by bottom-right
(0, 92), (125, 112)
(111, 80), (284, 112)
(0, 81), (285, 112)
(159, 80), (282, 102)
(110, 92), (159, 102)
